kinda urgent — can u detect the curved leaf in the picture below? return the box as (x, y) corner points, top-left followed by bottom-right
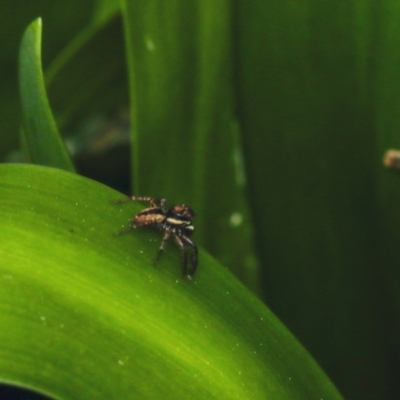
(121, 0), (259, 292)
(18, 18), (74, 171)
(0, 164), (342, 399)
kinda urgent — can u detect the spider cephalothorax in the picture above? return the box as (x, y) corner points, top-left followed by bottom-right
(114, 196), (198, 280)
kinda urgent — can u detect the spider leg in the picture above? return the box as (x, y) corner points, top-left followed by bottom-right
(112, 196), (136, 205)
(113, 196), (166, 209)
(153, 198), (167, 209)
(113, 223), (135, 236)
(175, 236), (198, 280)
(174, 236), (188, 278)
(190, 243), (198, 277)
(155, 230), (171, 263)
(133, 197), (166, 208)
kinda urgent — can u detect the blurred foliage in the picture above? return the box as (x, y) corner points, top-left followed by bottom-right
(235, 2), (400, 399)
(0, 0), (399, 399)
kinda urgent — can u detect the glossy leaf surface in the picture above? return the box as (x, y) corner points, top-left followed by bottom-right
(0, 164), (342, 399)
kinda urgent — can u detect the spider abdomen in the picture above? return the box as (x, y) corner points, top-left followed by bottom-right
(133, 208), (165, 228)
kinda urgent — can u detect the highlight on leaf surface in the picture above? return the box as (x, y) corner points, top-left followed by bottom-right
(0, 165), (342, 398)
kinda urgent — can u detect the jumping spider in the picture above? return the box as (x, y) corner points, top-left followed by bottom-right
(113, 196), (198, 280)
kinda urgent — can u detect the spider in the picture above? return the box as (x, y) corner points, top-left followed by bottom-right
(113, 196), (198, 280)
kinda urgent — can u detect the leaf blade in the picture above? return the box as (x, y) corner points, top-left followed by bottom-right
(0, 164), (342, 399)
(121, 0), (260, 292)
(18, 18), (74, 171)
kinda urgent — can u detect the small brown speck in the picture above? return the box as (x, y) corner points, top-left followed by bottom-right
(383, 149), (400, 169)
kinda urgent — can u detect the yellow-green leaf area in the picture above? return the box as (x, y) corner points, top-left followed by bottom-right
(0, 164), (342, 399)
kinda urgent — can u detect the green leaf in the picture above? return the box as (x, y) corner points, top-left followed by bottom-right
(121, 1), (260, 292)
(0, 0), (99, 162)
(0, 164), (342, 399)
(18, 18), (74, 172)
(235, 1), (391, 398)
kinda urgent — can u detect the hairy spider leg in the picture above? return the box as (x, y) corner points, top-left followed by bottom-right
(174, 236), (188, 277)
(113, 196), (166, 209)
(174, 235), (198, 280)
(191, 243), (198, 276)
(155, 229), (172, 263)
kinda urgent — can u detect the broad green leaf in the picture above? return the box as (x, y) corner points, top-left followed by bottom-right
(18, 18), (74, 171)
(374, 4), (400, 396)
(0, 164), (342, 399)
(375, 1), (400, 317)
(235, 1), (393, 398)
(121, 1), (260, 292)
